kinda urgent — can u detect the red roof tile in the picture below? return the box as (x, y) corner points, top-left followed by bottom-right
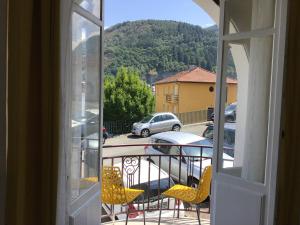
(155, 67), (237, 84)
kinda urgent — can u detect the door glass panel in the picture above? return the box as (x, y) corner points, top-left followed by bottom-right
(71, 13), (100, 200)
(219, 36), (274, 184)
(74, 0), (101, 18)
(224, 0), (275, 34)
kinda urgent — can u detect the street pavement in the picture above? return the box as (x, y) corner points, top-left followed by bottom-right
(102, 122), (209, 157)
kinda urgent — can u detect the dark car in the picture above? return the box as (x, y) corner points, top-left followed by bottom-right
(202, 123), (236, 157)
(210, 102), (237, 122)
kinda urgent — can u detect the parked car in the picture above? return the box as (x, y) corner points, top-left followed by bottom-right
(202, 123), (235, 157)
(102, 159), (184, 221)
(224, 102), (237, 122)
(144, 131), (233, 187)
(132, 112), (182, 138)
(210, 102), (237, 122)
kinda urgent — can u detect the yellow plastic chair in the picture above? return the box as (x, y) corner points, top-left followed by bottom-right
(102, 166), (146, 225)
(158, 165), (212, 225)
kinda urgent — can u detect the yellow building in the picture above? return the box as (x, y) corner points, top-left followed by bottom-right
(155, 67), (237, 113)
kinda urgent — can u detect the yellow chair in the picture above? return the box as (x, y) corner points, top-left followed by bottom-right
(158, 165), (212, 225)
(102, 166), (146, 225)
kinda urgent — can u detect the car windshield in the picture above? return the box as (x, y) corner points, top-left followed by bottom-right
(225, 104), (236, 112)
(131, 178), (175, 202)
(182, 141), (213, 158)
(140, 115), (153, 123)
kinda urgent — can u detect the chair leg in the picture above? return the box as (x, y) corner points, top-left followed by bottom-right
(172, 199), (177, 224)
(112, 205), (115, 225)
(177, 200), (180, 219)
(196, 205), (201, 225)
(142, 195), (146, 225)
(125, 204), (129, 225)
(158, 195), (164, 225)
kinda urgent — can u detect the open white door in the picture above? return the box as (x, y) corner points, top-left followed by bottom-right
(211, 0), (287, 225)
(65, 1), (104, 225)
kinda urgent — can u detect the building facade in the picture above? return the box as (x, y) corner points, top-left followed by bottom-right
(155, 67), (237, 113)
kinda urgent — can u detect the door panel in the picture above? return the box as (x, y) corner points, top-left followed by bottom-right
(70, 184), (101, 225)
(162, 120), (171, 131)
(165, 115), (175, 130)
(149, 116), (163, 133)
(212, 0), (287, 225)
(68, 1), (103, 225)
(214, 180), (264, 225)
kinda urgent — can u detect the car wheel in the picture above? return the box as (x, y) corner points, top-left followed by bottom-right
(188, 177), (199, 188)
(172, 124), (181, 131)
(141, 129), (150, 138)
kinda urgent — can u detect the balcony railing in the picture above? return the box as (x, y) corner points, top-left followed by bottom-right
(105, 144), (233, 222)
(79, 142), (234, 223)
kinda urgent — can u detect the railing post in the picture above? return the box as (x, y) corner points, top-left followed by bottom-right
(177, 145), (182, 219)
(147, 156), (151, 210)
(158, 156), (161, 209)
(200, 147), (203, 178)
(178, 146), (182, 185)
(168, 155), (171, 209)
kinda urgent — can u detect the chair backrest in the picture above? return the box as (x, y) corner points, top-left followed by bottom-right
(193, 165), (212, 204)
(101, 166), (127, 204)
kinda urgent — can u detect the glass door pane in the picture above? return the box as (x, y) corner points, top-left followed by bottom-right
(218, 36), (274, 184)
(74, 0), (101, 18)
(71, 12), (101, 200)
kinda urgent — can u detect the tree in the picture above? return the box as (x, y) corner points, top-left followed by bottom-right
(104, 67), (155, 122)
(103, 20), (235, 81)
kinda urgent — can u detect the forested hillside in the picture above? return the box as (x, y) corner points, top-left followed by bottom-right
(104, 20), (236, 82)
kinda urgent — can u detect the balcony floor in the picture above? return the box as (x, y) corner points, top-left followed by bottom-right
(103, 217), (210, 225)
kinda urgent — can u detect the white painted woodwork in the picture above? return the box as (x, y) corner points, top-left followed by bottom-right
(209, 0), (288, 225)
(214, 180), (264, 225)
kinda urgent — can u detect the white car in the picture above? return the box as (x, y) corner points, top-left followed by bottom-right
(102, 159), (184, 221)
(144, 131), (234, 187)
(132, 112), (182, 137)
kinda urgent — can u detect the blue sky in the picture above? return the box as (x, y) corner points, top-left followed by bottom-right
(104, 0), (215, 29)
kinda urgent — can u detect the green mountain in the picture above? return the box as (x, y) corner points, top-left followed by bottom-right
(104, 20), (236, 82)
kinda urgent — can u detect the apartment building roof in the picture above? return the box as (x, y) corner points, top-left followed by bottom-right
(155, 67), (237, 84)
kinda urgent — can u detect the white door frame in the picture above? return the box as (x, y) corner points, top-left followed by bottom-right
(58, 0), (104, 224)
(211, 0), (288, 225)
